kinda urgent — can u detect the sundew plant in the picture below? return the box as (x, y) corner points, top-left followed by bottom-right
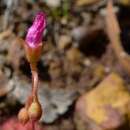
(18, 12), (47, 130)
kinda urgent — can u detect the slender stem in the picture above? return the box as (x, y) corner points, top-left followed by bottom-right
(25, 63), (39, 108)
(30, 120), (36, 130)
(29, 63), (38, 130)
(32, 70), (38, 98)
(30, 63), (39, 100)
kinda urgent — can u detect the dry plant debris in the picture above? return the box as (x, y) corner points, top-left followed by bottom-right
(106, 0), (130, 75)
(76, 73), (130, 130)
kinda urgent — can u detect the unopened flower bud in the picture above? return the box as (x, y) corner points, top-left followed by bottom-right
(28, 100), (42, 121)
(25, 12), (47, 64)
(18, 107), (29, 124)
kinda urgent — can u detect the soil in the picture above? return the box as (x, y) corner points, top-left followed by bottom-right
(0, 0), (130, 130)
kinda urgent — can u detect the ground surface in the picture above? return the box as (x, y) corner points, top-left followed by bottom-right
(0, 0), (130, 130)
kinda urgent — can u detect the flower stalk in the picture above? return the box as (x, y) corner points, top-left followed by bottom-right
(30, 63), (39, 98)
(18, 11), (47, 130)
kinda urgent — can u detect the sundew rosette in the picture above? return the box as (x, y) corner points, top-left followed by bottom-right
(25, 12), (47, 64)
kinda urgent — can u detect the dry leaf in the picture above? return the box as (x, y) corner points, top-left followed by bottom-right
(76, 73), (130, 130)
(76, 0), (101, 6)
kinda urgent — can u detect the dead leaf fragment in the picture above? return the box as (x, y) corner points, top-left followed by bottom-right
(76, 0), (101, 6)
(76, 73), (130, 130)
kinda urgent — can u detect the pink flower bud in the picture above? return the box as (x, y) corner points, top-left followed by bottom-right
(24, 12), (47, 63)
(25, 12), (47, 48)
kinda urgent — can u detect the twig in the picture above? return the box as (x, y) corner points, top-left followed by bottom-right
(106, 0), (130, 74)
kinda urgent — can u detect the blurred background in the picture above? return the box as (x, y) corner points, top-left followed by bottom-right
(1, 0), (130, 130)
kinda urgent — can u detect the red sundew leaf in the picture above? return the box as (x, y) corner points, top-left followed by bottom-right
(1, 117), (43, 130)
